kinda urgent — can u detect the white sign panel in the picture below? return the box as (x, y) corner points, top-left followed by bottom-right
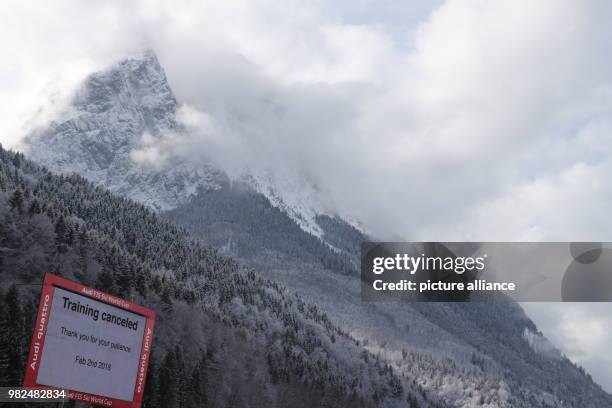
(36, 287), (147, 401)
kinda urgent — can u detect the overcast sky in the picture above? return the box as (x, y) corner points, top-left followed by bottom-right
(1, 0), (611, 393)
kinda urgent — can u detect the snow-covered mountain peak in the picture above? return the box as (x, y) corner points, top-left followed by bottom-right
(24, 51), (224, 211)
(24, 51), (338, 232)
(70, 49), (177, 135)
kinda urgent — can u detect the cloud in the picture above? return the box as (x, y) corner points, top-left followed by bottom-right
(523, 303), (612, 392)
(136, 0), (612, 241)
(3, 0), (612, 241)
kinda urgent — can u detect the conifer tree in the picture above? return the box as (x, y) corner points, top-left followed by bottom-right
(28, 198), (41, 215)
(8, 189), (24, 213)
(135, 269), (148, 297)
(143, 353), (158, 408)
(54, 215), (67, 251)
(174, 346), (187, 408)
(96, 265), (119, 296)
(0, 286), (25, 386)
(78, 228), (88, 274)
(158, 350), (179, 408)
(161, 286), (173, 312)
(186, 352), (208, 408)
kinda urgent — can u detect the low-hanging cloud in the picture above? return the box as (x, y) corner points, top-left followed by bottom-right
(523, 302), (612, 393)
(158, 0), (612, 241)
(2, 0), (612, 239)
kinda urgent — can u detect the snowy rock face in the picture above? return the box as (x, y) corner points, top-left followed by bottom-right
(26, 51), (224, 211)
(25, 51), (330, 234)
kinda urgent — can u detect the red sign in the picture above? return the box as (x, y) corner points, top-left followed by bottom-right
(23, 273), (156, 408)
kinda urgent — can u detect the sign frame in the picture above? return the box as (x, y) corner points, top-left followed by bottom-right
(23, 273), (156, 408)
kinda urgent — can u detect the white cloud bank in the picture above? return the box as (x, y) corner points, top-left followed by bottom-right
(523, 303), (612, 393)
(2, 0), (612, 240)
(2, 0), (612, 392)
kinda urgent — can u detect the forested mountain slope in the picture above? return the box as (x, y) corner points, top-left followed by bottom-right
(163, 173), (612, 408)
(0, 145), (444, 408)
